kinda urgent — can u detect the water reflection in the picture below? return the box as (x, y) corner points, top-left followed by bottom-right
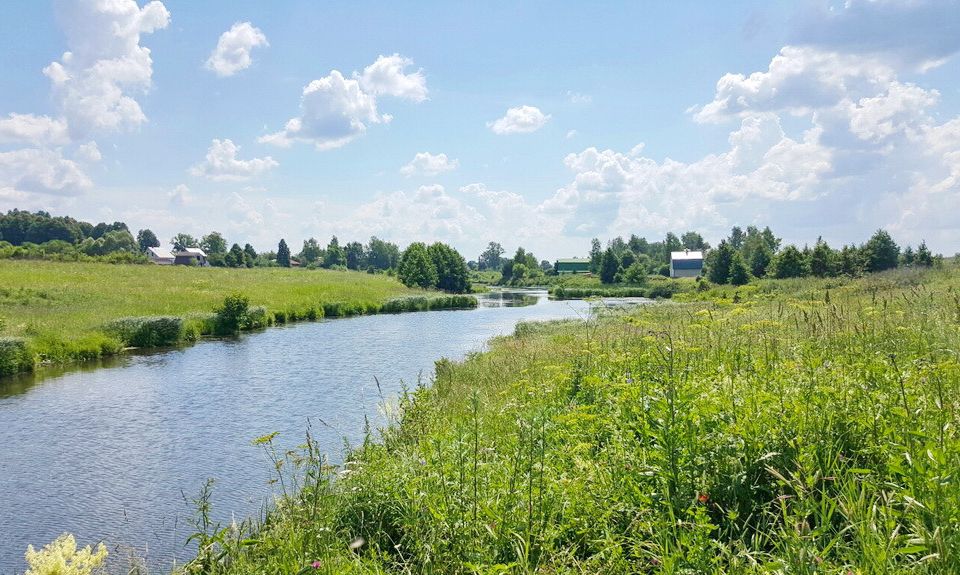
(0, 291), (590, 574)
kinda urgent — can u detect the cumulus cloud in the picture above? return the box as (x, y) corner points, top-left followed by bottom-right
(261, 55), (426, 150)
(43, 0), (170, 137)
(358, 54), (428, 102)
(75, 141), (102, 163)
(488, 105), (550, 134)
(190, 139), (278, 181)
(205, 22), (269, 77)
(0, 113), (70, 146)
(400, 152), (459, 177)
(0, 148), (92, 197)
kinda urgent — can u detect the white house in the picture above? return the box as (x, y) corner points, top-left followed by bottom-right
(146, 246), (175, 265)
(670, 249), (704, 278)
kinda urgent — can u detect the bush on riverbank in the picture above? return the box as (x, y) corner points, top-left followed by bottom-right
(551, 278), (691, 300)
(181, 267), (960, 574)
(0, 337), (32, 376)
(104, 316), (183, 347)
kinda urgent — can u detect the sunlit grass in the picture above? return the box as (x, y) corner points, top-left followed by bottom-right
(177, 265), (960, 574)
(0, 260), (430, 374)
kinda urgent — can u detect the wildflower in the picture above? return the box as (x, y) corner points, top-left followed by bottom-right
(349, 537), (366, 551)
(698, 493), (709, 503)
(311, 560), (322, 569)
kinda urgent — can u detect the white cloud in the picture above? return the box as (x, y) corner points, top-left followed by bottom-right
(43, 0), (170, 137)
(488, 105), (550, 134)
(565, 129), (578, 140)
(190, 139), (278, 181)
(168, 183), (191, 207)
(358, 54), (428, 102)
(261, 55), (427, 150)
(0, 113), (69, 146)
(75, 141), (102, 163)
(0, 148), (92, 197)
(205, 22), (269, 77)
(566, 91), (592, 104)
(260, 71), (385, 150)
(694, 46), (895, 123)
(400, 152), (459, 177)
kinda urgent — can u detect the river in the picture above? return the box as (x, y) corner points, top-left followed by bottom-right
(0, 290), (596, 574)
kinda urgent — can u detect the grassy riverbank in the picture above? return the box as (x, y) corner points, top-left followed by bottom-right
(0, 260), (475, 376)
(181, 266), (960, 574)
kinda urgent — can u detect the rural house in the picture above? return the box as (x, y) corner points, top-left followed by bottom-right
(670, 249), (703, 278)
(173, 248), (208, 266)
(554, 258), (591, 274)
(146, 246), (174, 265)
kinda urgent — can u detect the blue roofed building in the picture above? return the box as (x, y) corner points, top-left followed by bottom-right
(670, 249), (703, 278)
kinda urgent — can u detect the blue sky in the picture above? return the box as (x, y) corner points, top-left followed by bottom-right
(1, 1), (959, 259)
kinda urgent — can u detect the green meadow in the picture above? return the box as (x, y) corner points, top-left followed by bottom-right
(0, 260), (474, 375)
(179, 266), (960, 574)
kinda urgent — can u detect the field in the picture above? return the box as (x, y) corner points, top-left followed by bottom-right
(180, 266), (960, 574)
(0, 260), (446, 375)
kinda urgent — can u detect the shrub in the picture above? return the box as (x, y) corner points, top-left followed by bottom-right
(104, 316), (183, 347)
(246, 305), (272, 329)
(214, 293), (250, 334)
(0, 336), (32, 376)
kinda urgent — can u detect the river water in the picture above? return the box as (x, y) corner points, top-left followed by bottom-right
(0, 291), (595, 574)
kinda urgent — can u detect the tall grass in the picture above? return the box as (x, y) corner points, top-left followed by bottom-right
(178, 266), (960, 574)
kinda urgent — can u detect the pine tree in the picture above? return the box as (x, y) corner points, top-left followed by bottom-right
(707, 240), (735, 284)
(863, 229), (900, 272)
(728, 252), (750, 285)
(599, 247), (620, 284)
(915, 240), (933, 266)
(277, 239), (291, 267)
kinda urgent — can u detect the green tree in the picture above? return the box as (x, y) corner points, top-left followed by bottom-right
(243, 243), (257, 268)
(171, 233), (198, 251)
(479, 242), (505, 271)
(299, 238), (323, 265)
(901, 245), (915, 266)
(681, 231), (708, 250)
(398, 242), (438, 289)
(225, 243), (245, 267)
(622, 262), (648, 285)
(728, 252), (750, 285)
(136, 229), (160, 252)
(277, 239), (291, 267)
(838, 244), (864, 276)
(915, 240), (933, 267)
(200, 231), (227, 255)
(589, 238), (603, 273)
(707, 240), (735, 284)
(664, 232), (682, 262)
(771, 245), (807, 278)
(345, 241), (365, 270)
(863, 229), (900, 272)
(323, 236), (346, 268)
(599, 247), (620, 284)
(728, 226), (745, 250)
(809, 238), (836, 277)
(367, 236), (400, 271)
(749, 243), (773, 277)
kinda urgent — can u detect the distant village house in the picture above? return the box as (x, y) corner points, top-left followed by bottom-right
(173, 248), (208, 266)
(554, 258), (591, 274)
(146, 246), (174, 265)
(670, 249), (703, 278)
